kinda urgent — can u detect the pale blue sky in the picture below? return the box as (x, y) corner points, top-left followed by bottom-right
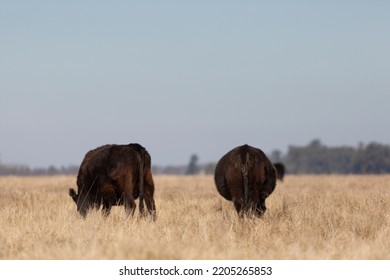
(1, 1), (389, 167)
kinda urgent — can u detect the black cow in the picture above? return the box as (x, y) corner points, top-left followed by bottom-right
(69, 143), (156, 219)
(273, 162), (285, 181)
(214, 144), (277, 217)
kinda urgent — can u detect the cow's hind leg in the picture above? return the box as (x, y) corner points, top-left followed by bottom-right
(142, 171), (157, 220)
(124, 198), (136, 216)
(111, 171), (137, 217)
(142, 189), (156, 220)
(100, 184), (117, 217)
(145, 198), (156, 220)
(232, 197), (246, 218)
(122, 176), (137, 216)
(102, 200), (112, 217)
(230, 183), (246, 217)
(123, 191), (136, 216)
(255, 195), (267, 217)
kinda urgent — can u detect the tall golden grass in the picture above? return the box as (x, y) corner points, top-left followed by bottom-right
(0, 175), (389, 259)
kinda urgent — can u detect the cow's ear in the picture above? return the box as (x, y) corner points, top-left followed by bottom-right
(69, 188), (78, 203)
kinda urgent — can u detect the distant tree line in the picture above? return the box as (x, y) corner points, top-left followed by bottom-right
(154, 140), (390, 175)
(151, 154), (215, 175)
(0, 164), (79, 176)
(1, 139), (389, 176)
(270, 139), (390, 174)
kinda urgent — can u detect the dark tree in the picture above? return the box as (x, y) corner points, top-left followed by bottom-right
(186, 154), (199, 175)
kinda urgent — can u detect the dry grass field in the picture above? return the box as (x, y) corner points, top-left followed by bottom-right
(0, 175), (389, 260)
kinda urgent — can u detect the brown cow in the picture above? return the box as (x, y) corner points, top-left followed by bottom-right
(69, 143), (156, 220)
(273, 162), (285, 181)
(214, 144), (277, 217)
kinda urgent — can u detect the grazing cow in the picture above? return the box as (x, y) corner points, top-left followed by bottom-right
(273, 162), (285, 181)
(69, 143), (156, 220)
(214, 144), (277, 217)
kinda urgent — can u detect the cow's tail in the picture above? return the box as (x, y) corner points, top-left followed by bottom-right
(69, 188), (78, 203)
(238, 152), (250, 210)
(136, 152), (145, 215)
(241, 152), (250, 211)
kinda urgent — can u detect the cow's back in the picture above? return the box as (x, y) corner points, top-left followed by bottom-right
(214, 144), (277, 201)
(77, 144), (112, 191)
